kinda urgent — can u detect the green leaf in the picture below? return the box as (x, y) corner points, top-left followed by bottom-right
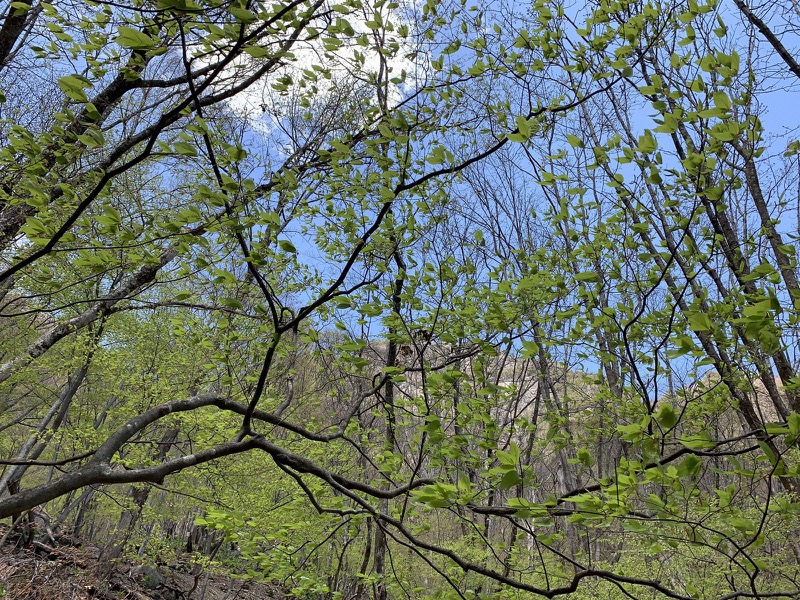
(731, 517), (755, 532)
(667, 335), (696, 358)
(505, 132), (528, 143)
(244, 46), (271, 58)
(279, 239), (297, 253)
(520, 339), (539, 358)
(77, 129), (104, 148)
(95, 206), (121, 227)
(679, 432), (715, 450)
(617, 421), (647, 442)
(577, 447), (595, 467)
(687, 312), (712, 332)
(637, 130), (657, 153)
(712, 91), (731, 110)
(116, 26), (160, 50)
(676, 454), (702, 478)
(515, 115), (531, 139)
(655, 403), (678, 429)
(788, 412), (800, 436)
(498, 469), (522, 490)
(173, 141), (197, 156)
(426, 145), (449, 164)
(221, 297), (244, 309)
(228, 6), (256, 21)
(58, 74), (92, 102)
(495, 449), (515, 466)
(758, 440), (778, 465)
(156, 0), (204, 11)
(575, 271), (600, 283)
(10, 1), (31, 11)
(764, 423), (789, 435)
(708, 122), (739, 141)
(654, 113), (678, 133)
(566, 134), (584, 148)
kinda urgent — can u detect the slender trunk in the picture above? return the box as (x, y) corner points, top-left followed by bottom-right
(99, 427), (179, 560)
(354, 518), (373, 600)
(0, 364), (89, 496)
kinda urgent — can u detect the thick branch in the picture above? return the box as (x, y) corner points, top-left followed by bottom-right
(0, 0), (35, 68)
(0, 247), (177, 385)
(733, 0), (800, 80)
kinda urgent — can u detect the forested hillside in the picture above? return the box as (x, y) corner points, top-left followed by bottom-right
(1, 0), (800, 597)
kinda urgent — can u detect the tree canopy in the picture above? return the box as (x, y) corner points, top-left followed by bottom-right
(1, 0), (800, 597)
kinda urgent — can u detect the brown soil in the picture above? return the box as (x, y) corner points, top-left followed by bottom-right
(0, 540), (284, 600)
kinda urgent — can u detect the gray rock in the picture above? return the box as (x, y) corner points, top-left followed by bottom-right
(131, 564), (162, 590)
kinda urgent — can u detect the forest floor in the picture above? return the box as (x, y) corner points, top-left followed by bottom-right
(0, 536), (285, 600)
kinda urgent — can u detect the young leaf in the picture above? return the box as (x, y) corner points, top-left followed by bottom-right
(116, 26), (159, 50)
(58, 74), (92, 102)
(279, 239), (297, 253)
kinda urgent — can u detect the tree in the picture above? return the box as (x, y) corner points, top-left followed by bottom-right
(2, 0), (800, 597)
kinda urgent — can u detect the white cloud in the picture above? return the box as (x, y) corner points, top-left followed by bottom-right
(220, 2), (425, 143)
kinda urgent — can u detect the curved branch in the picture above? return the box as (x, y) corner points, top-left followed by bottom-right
(0, 246), (179, 385)
(733, 0), (800, 80)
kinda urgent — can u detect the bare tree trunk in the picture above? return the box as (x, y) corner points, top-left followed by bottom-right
(354, 518), (373, 600)
(0, 363), (89, 496)
(373, 249), (404, 600)
(100, 427), (179, 561)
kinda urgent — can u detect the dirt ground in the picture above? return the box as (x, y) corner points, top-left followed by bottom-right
(0, 540), (285, 600)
